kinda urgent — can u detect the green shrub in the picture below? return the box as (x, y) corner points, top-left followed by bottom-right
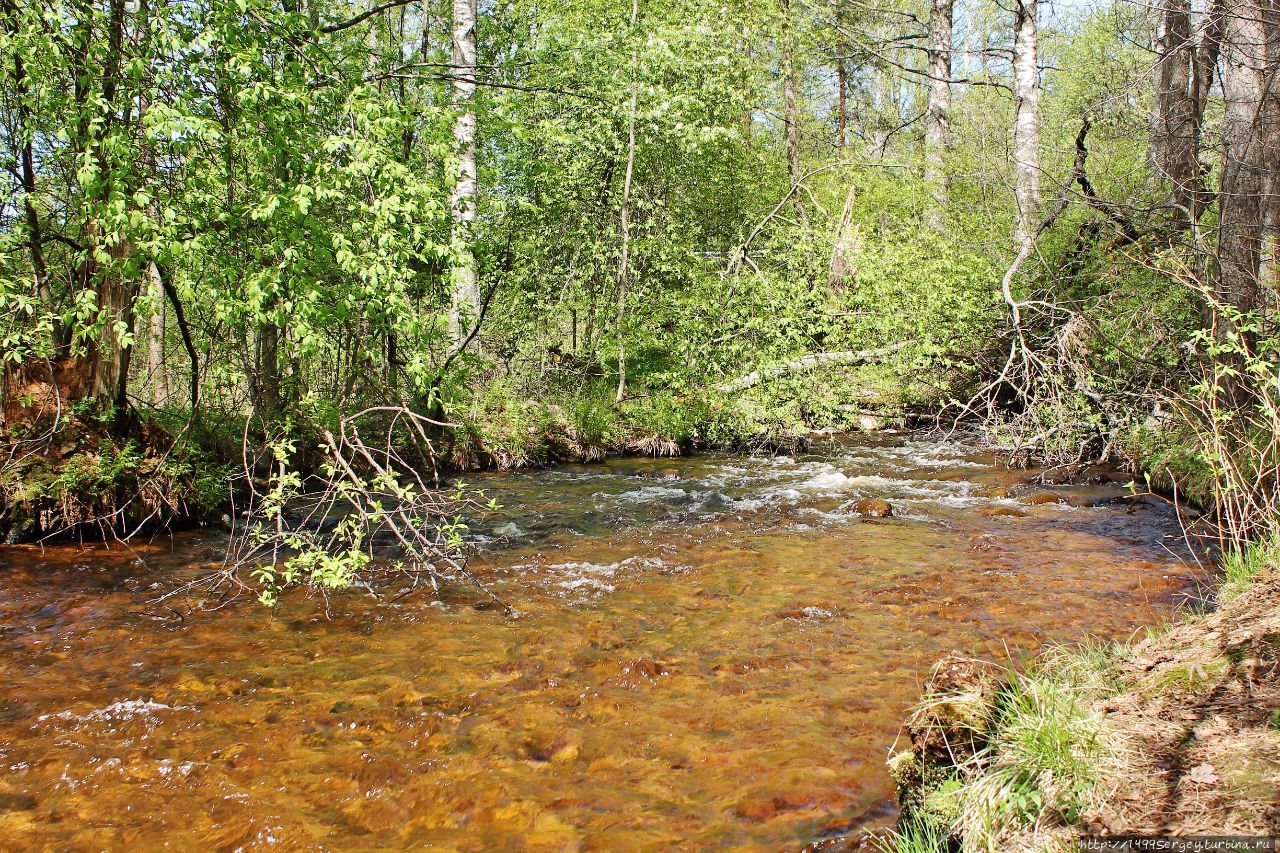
(570, 392), (618, 449)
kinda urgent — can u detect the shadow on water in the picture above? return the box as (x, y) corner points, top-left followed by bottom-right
(0, 433), (1202, 850)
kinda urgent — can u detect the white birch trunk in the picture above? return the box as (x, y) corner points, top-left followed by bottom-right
(615, 0), (639, 403)
(449, 0), (480, 350)
(1011, 0), (1041, 245)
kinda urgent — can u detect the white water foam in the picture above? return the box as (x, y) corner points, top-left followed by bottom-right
(39, 699), (194, 724)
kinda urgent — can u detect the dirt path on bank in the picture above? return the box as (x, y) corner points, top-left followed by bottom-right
(1085, 577), (1280, 837)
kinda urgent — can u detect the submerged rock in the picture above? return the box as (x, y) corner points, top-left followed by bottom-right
(853, 498), (893, 518)
(0, 792), (36, 812)
(1024, 490), (1065, 505)
(979, 505), (1027, 518)
(973, 485), (1009, 499)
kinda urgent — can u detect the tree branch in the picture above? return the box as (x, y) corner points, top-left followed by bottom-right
(321, 0), (417, 34)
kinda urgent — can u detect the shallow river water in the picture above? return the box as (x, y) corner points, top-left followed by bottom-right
(0, 434), (1201, 850)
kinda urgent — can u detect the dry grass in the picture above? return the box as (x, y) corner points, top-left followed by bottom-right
(627, 433), (681, 457)
(1082, 578), (1280, 837)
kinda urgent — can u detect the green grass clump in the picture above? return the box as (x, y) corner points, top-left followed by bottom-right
(1040, 637), (1130, 700)
(952, 664), (1112, 851)
(1218, 533), (1280, 603)
(872, 816), (950, 853)
(569, 392), (619, 450)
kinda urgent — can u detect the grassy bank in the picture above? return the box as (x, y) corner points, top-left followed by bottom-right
(440, 364), (921, 470)
(0, 362), (923, 543)
(881, 539), (1280, 851)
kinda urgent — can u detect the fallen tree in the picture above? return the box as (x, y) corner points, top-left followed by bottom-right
(717, 342), (906, 393)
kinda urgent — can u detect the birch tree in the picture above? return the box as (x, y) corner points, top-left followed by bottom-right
(449, 0), (481, 350)
(615, 0), (639, 403)
(1011, 0), (1041, 245)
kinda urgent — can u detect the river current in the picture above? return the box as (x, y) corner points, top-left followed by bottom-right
(0, 433), (1200, 850)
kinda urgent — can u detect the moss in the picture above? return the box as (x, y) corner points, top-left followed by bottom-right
(920, 776), (965, 824)
(887, 748), (917, 784)
(1124, 421), (1217, 508)
(1144, 658), (1230, 695)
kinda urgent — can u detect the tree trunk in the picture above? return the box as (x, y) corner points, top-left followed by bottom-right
(253, 321), (282, 415)
(448, 0), (480, 351)
(615, 0), (639, 404)
(84, 0), (136, 418)
(147, 262), (168, 408)
(81, 248), (138, 414)
(1152, 0), (1210, 224)
(1258, 0), (1280, 292)
(836, 53), (848, 152)
(924, 0), (953, 226)
(1011, 0), (1041, 245)
(781, 0), (807, 224)
(718, 343), (906, 393)
(1216, 0), (1270, 314)
(4, 21), (50, 313)
(829, 183), (860, 288)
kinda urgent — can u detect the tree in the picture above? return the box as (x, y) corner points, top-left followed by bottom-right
(449, 0), (481, 351)
(924, 0), (953, 223)
(1151, 0), (1215, 224)
(780, 0), (807, 224)
(1215, 0), (1276, 314)
(1011, 0), (1041, 245)
(615, 0), (639, 403)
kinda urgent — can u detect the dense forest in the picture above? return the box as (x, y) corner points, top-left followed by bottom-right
(1, 0), (1279, 847)
(1, 0), (1278, 588)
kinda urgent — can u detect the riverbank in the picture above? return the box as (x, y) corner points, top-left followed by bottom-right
(0, 367), (922, 542)
(0, 394), (1195, 547)
(878, 539), (1280, 852)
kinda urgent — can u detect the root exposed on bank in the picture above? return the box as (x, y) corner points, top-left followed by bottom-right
(0, 413), (218, 543)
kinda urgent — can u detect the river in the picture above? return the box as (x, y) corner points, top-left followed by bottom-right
(0, 433), (1200, 850)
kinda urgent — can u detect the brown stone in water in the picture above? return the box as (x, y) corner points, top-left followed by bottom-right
(520, 729), (580, 763)
(853, 498), (893, 518)
(1024, 490), (1065, 505)
(979, 506), (1027, 518)
(625, 659), (669, 680)
(0, 793), (36, 812)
